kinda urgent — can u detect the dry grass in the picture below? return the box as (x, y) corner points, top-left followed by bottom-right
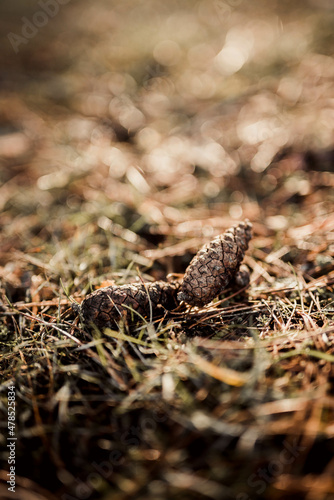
(1, 1), (334, 499)
(1, 215), (334, 500)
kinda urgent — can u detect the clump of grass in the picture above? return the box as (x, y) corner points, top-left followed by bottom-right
(1, 221), (334, 499)
(1, 2), (334, 497)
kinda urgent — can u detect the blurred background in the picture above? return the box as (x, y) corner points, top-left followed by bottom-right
(1, 0), (334, 249)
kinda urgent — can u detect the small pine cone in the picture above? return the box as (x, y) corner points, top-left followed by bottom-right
(177, 220), (252, 307)
(233, 264), (250, 288)
(79, 280), (180, 330)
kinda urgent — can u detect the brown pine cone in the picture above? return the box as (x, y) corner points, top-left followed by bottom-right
(177, 220), (252, 307)
(79, 280), (180, 330)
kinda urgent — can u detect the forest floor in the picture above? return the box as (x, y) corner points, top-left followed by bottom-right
(1, 1), (334, 499)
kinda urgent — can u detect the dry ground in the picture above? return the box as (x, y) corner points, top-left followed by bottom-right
(1, 1), (334, 499)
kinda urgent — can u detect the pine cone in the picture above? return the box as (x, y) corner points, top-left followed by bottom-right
(79, 280), (180, 330)
(233, 264), (250, 289)
(177, 220), (252, 307)
(76, 220), (252, 330)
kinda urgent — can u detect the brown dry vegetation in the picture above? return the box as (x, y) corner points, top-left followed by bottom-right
(1, 1), (334, 499)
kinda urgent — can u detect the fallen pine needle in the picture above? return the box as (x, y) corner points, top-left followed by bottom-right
(189, 353), (249, 386)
